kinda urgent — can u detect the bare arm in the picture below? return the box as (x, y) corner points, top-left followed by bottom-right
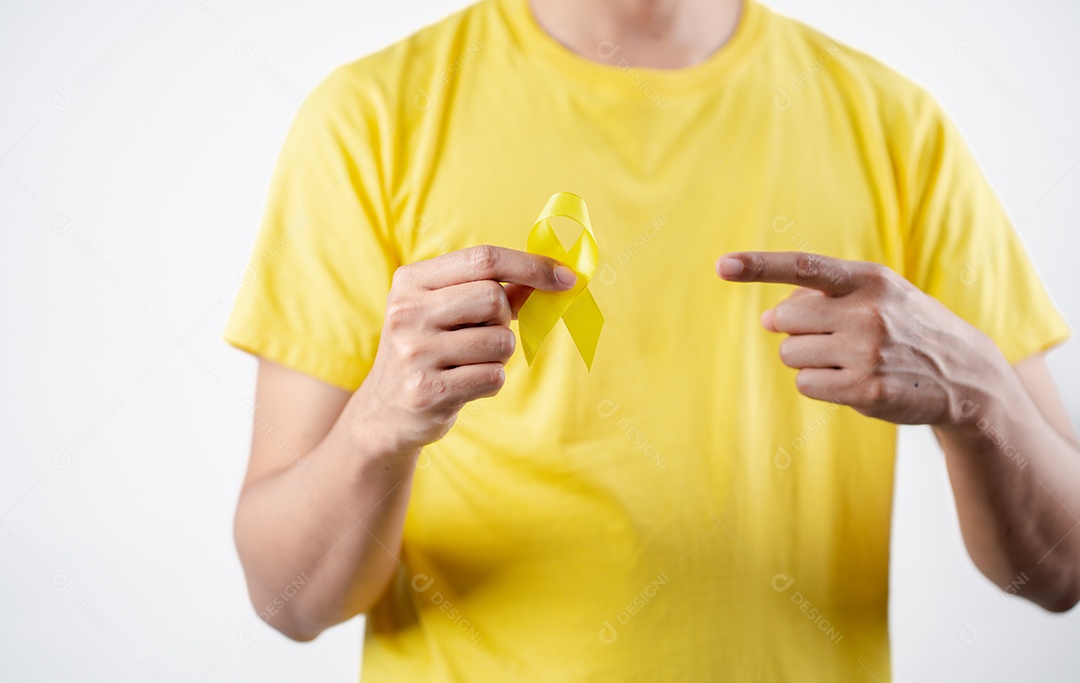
(934, 353), (1080, 611)
(233, 245), (577, 641)
(718, 250), (1080, 612)
(233, 359), (418, 641)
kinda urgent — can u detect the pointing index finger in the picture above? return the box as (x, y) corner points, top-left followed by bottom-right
(716, 251), (861, 295)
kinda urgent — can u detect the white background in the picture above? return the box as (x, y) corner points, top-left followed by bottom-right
(3, 0), (1078, 680)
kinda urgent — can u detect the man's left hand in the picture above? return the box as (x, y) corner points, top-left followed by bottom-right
(716, 251), (1004, 427)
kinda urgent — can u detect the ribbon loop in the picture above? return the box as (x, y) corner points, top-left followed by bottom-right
(517, 192), (604, 370)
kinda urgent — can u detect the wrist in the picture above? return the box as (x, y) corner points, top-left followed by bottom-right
(938, 340), (1016, 433)
(345, 382), (423, 468)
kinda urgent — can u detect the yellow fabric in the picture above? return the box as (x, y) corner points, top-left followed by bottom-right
(223, 0), (1072, 679)
(519, 191), (604, 369)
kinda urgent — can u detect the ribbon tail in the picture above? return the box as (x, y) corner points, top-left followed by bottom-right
(518, 303), (561, 367)
(562, 290), (604, 371)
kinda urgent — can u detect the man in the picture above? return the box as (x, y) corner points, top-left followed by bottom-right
(224, 0), (1080, 679)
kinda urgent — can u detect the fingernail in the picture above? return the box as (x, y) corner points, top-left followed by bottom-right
(555, 265), (577, 287)
(718, 257), (743, 278)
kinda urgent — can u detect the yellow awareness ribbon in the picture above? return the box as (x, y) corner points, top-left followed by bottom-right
(517, 192), (604, 370)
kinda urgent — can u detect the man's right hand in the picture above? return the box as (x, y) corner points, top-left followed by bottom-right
(351, 244), (578, 457)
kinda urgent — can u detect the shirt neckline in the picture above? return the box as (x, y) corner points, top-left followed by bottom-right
(496, 0), (767, 95)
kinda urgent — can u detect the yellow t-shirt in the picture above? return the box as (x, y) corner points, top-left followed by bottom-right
(223, 0), (1071, 679)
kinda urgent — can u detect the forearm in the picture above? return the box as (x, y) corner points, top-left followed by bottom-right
(935, 361), (1080, 612)
(234, 394), (420, 640)
(230, 246), (574, 640)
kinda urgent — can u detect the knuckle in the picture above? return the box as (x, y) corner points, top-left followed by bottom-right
(464, 365), (505, 400)
(870, 344), (887, 369)
(482, 281), (507, 317)
(384, 297), (420, 330)
(535, 256), (557, 284)
(896, 281), (917, 309)
(859, 302), (888, 333)
(495, 296), (512, 322)
(747, 253), (767, 280)
(390, 264), (412, 289)
(496, 327), (516, 358)
(408, 370), (449, 411)
(794, 253), (822, 282)
(403, 370), (430, 410)
(395, 338), (424, 364)
(862, 300), (884, 320)
(488, 365), (507, 391)
(856, 337), (885, 367)
(866, 263), (891, 283)
(432, 409), (459, 430)
(427, 373), (450, 400)
(860, 378), (888, 406)
(468, 244), (499, 276)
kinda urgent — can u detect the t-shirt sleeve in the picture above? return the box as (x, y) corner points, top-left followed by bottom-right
(223, 66), (398, 392)
(898, 93), (1071, 365)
